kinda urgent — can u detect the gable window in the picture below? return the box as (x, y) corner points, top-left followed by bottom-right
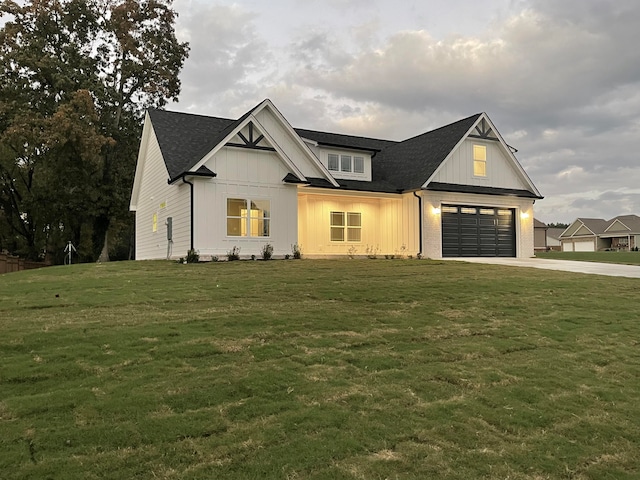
(330, 211), (361, 242)
(473, 145), (487, 177)
(227, 198), (270, 237)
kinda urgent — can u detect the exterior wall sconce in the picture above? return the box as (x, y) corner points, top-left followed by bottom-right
(432, 207), (441, 215)
(521, 212), (530, 219)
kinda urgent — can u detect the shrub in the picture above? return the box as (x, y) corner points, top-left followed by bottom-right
(366, 245), (379, 259)
(291, 244), (302, 259)
(186, 249), (199, 263)
(261, 243), (274, 260)
(227, 246), (241, 261)
(347, 246), (357, 259)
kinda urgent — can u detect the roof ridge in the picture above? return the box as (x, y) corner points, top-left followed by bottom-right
(294, 126), (398, 144)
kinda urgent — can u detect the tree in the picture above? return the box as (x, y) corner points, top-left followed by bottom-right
(546, 222), (570, 229)
(0, 0), (188, 262)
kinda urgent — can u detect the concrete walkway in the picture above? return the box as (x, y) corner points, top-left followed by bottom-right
(446, 257), (640, 279)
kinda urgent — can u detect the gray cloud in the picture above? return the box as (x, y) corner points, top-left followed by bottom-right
(170, 0), (640, 224)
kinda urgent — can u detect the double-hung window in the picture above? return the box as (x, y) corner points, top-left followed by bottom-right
(473, 145), (487, 177)
(227, 198), (270, 237)
(330, 211), (361, 242)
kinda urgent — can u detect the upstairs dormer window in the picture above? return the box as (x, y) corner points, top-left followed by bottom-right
(473, 145), (487, 177)
(328, 153), (365, 174)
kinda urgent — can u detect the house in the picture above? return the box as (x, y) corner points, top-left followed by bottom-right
(534, 218), (548, 251)
(130, 99), (542, 260)
(560, 215), (640, 251)
(546, 228), (563, 251)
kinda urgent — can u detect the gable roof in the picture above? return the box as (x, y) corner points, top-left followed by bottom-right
(561, 218), (610, 237)
(534, 218), (547, 228)
(373, 114), (482, 191)
(145, 101), (541, 197)
(547, 228), (565, 241)
(604, 214), (640, 233)
(148, 109), (235, 181)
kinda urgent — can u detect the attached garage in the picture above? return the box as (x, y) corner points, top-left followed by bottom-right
(572, 240), (595, 252)
(441, 205), (516, 257)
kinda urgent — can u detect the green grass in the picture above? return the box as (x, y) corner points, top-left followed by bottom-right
(536, 250), (640, 265)
(1, 259), (640, 479)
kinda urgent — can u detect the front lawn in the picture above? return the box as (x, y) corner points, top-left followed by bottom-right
(536, 250), (640, 265)
(1, 259), (639, 479)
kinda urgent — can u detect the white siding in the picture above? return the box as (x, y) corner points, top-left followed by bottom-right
(297, 191), (419, 257)
(134, 128), (190, 260)
(193, 147), (298, 258)
(432, 139), (529, 190)
(253, 108), (326, 179)
(421, 191), (535, 259)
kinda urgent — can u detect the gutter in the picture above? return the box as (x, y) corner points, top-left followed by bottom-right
(182, 177), (194, 251)
(413, 191), (423, 257)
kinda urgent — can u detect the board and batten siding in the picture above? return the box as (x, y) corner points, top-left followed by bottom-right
(135, 128), (190, 260)
(193, 146), (298, 258)
(421, 191), (535, 259)
(253, 108), (326, 179)
(297, 191), (419, 257)
(432, 139), (529, 190)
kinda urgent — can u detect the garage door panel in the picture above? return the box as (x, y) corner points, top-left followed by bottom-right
(442, 204), (516, 257)
(573, 240), (594, 252)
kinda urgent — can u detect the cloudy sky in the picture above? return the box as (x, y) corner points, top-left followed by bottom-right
(170, 0), (640, 224)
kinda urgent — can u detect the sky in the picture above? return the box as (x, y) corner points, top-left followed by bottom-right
(170, 0), (640, 224)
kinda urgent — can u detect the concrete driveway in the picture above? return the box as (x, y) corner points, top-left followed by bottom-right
(446, 257), (640, 279)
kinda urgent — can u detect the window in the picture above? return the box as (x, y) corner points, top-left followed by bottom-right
(328, 154), (339, 171)
(354, 156), (364, 173)
(330, 211), (361, 242)
(327, 153), (366, 174)
(473, 145), (486, 176)
(341, 155), (352, 172)
(227, 198), (270, 237)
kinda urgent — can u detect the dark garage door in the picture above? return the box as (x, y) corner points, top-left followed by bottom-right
(441, 205), (516, 257)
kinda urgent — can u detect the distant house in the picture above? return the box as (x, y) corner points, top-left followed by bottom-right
(130, 99), (542, 260)
(546, 228), (563, 251)
(560, 215), (640, 251)
(534, 218), (548, 251)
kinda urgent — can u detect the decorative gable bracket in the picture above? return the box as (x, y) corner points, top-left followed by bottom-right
(226, 122), (276, 152)
(469, 118), (499, 141)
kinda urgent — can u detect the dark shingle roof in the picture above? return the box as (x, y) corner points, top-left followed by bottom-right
(294, 128), (398, 152)
(427, 182), (541, 199)
(373, 114), (482, 191)
(148, 106), (538, 198)
(149, 109), (234, 181)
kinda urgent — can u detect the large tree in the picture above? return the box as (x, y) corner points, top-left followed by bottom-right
(0, 0), (188, 262)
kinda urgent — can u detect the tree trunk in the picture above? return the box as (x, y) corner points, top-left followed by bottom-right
(97, 228), (109, 262)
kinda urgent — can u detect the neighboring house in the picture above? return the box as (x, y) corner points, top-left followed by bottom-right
(560, 215), (640, 251)
(546, 228), (564, 251)
(130, 99), (542, 260)
(534, 218), (548, 251)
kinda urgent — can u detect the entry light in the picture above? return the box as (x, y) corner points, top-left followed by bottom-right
(432, 207), (441, 215)
(521, 212), (530, 219)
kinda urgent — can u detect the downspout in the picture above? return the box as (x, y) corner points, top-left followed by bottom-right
(413, 191), (423, 257)
(182, 177), (194, 251)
